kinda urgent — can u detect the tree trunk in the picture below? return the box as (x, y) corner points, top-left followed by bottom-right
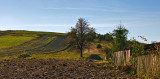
(80, 47), (83, 57)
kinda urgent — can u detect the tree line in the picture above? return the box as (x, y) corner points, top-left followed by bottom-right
(67, 18), (132, 57)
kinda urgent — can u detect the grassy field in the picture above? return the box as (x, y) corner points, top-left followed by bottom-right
(0, 50), (105, 61)
(0, 30), (68, 57)
(0, 35), (35, 49)
(28, 51), (90, 60)
(0, 36), (61, 57)
(0, 30), (106, 61)
(10, 30), (67, 36)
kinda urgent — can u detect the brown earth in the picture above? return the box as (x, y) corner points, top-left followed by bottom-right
(0, 59), (136, 79)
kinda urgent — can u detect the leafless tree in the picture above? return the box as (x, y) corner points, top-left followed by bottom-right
(67, 18), (96, 57)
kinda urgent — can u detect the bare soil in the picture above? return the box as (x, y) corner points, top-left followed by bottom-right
(0, 59), (136, 79)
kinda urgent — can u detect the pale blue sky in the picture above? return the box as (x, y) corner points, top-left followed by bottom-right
(0, 0), (160, 43)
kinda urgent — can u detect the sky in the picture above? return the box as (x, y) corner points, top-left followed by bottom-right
(0, 0), (160, 44)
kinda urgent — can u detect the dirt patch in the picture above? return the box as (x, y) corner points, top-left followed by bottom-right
(0, 59), (136, 79)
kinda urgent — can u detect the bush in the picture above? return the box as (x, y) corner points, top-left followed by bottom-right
(121, 65), (136, 75)
(104, 47), (112, 60)
(130, 38), (144, 57)
(94, 39), (99, 43)
(18, 53), (31, 58)
(104, 47), (110, 53)
(87, 54), (102, 60)
(96, 43), (102, 48)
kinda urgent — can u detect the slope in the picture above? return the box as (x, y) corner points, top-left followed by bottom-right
(0, 30), (67, 57)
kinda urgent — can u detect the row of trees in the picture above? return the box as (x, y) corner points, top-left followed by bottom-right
(96, 33), (113, 42)
(67, 18), (129, 57)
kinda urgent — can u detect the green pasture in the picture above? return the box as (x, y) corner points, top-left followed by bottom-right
(28, 51), (90, 60)
(0, 35), (35, 49)
(10, 30), (66, 36)
(0, 51), (105, 60)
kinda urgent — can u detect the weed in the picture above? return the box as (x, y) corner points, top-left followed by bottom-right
(18, 53), (31, 58)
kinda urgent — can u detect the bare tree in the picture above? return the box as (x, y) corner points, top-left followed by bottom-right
(67, 18), (96, 57)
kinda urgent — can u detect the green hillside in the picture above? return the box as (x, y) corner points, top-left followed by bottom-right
(0, 30), (67, 57)
(9, 30), (66, 36)
(0, 35), (34, 49)
(0, 30), (107, 61)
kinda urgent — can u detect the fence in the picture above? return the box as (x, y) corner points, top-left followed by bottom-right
(112, 50), (160, 77)
(136, 54), (160, 77)
(112, 49), (131, 66)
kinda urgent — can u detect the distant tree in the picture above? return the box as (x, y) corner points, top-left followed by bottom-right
(67, 18), (96, 57)
(86, 28), (96, 41)
(112, 24), (129, 52)
(105, 33), (113, 41)
(97, 34), (105, 41)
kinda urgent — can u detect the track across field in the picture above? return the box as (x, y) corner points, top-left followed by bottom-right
(0, 35), (66, 57)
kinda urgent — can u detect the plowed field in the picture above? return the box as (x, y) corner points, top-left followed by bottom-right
(0, 59), (136, 79)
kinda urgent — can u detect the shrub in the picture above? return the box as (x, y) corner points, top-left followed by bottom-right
(94, 39), (100, 43)
(87, 54), (102, 60)
(18, 53), (31, 58)
(104, 47), (112, 60)
(104, 47), (110, 53)
(121, 65), (136, 75)
(130, 38), (144, 57)
(96, 43), (102, 48)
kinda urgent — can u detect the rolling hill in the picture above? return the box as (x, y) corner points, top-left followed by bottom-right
(0, 30), (136, 79)
(0, 30), (67, 57)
